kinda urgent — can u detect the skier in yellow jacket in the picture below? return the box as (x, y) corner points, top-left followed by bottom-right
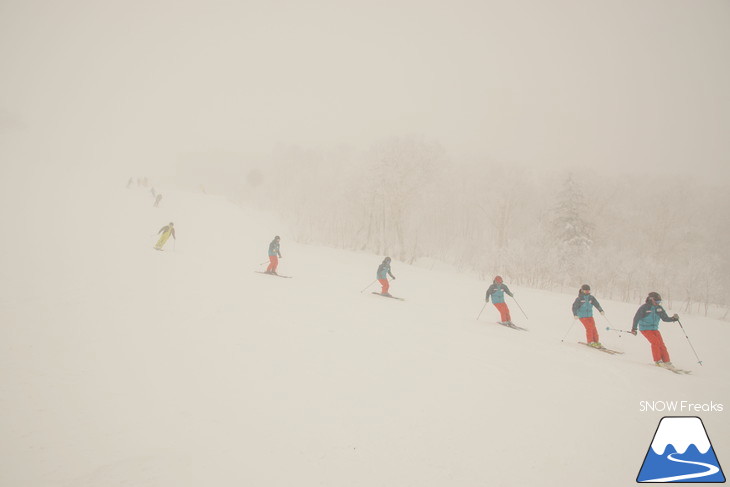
(154, 222), (175, 250)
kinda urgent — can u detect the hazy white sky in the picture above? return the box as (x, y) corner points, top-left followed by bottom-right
(1, 0), (729, 178)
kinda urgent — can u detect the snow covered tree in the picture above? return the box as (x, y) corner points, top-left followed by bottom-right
(550, 174), (594, 284)
(357, 136), (443, 261)
(552, 175), (593, 250)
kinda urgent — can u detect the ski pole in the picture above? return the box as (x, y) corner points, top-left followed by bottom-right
(560, 318), (577, 342)
(600, 313), (616, 329)
(605, 326), (634, 337)
(476, 302), (487, 321)
(600, 314), (625, 335)
(360, 279), (377, 293)
(511, 296), (528, 320)
(676, 319), (704, 366)
(606, 326), (634, 333)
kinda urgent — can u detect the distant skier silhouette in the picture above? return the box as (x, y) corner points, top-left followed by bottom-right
(266, 236), (282, 274)
(376, 257), (396, 296)
(154, 222), (175, 250)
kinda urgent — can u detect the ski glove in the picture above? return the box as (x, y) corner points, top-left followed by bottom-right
(573, 315), (579, 320)
(600, 311), (605, 316)
(672, 313), (679, 320)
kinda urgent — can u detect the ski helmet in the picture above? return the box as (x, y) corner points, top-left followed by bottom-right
(169, 222), (174, 226)
(581, 284), (591, 291)
(494, 276), (503, 284)
(384, 256), (391, 263)
(648, 291), (662, 303)
(275, 235), (280, 240)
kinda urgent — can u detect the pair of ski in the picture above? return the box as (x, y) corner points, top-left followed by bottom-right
(653, 363), (692, 375)
(371, 292), (405, 301)
(578, 342), (623, 355)
(578, 342), (692, 374)
(254, 271), (293, 279)
(497, 321), (528, 331)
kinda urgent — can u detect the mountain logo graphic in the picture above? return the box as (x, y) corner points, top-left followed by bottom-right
(637, 416), (725, 483)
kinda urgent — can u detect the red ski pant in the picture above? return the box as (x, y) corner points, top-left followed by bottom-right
(266, 255), (279, 273)
(493, 302), (511, 322)
(641, 330), (671, 363)
(378, 279), (390, 294)
(579, 317), (599, 343)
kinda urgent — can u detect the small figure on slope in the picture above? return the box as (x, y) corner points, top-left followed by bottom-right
(154, 193), (163, 207)
(486, 276), (514, 325)
(376, 257), (396, 296)
(154, 222), (175, 250)
(572, 284), (605, 348)
(266, 236), (282, 275)
(631, 292), (680, 368)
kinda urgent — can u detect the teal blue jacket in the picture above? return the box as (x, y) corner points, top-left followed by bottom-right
(572, 294), (603, 318)
(632, 303), (677, 331)
(377, 262), (394, 280)
(486, 283), (513, 304)
(268, 239), (281, 257)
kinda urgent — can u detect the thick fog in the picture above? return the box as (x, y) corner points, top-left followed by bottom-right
(2, 0), (729, 312)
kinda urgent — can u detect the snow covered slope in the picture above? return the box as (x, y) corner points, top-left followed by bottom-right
(1, 174), (728, 486)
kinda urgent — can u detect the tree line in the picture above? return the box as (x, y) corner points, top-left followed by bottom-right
(175, 137), (730, 319)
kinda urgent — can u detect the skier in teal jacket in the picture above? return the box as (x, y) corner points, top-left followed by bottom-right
(266, 236), (282, 274)
(571, 284), (605, 348)
(376, 257), (396, 296)
(631, 292), (679, 367)
(486, 276), (514, 324)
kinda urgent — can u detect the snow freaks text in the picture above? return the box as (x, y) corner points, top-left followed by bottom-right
(639, 401), (724, 413)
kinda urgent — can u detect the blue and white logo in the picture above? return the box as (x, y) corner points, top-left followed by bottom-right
(637, 416), (725, 483)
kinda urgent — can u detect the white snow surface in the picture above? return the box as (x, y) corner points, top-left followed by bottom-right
(650, 417), (711, 455)
(1, 175), (729, 486)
